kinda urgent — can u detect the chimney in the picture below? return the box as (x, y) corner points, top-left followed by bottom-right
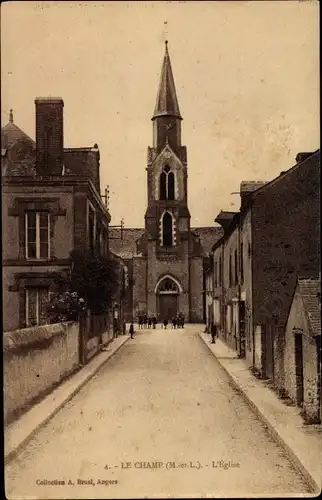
(296, 152), (314, 164)
(240, 181), (266, 206)
(35, 97), (64, 175)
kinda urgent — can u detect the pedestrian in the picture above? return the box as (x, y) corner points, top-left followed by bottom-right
(143, 314), (148, 328)
(113, 317), (118, 338)
(138, 315), (143, 329)
(210, 322), (217, 344)
(123, 320), (126, 335)
(152, 316), (157, 329)
(181, 315), (185, 328)
(129, 322), (135, 339)
(148, 317), (152, 329)
(172, 317), (177, 329)
(163, 318), (168, 329)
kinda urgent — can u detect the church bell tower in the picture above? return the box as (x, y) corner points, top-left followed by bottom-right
(145, 41), (191, 250)
(144, 41), (193, 322)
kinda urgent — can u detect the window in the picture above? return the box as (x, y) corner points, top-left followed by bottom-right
(160, 172), (167, 200)
(214, 261), (217, 288)
(25, 212), (50, 260)
(88, 206), (96, 251)
(100, 231), (105, 256)
(234, 249), (238, 285)
(25, 287), (49, 327)
(168, 172), (175, 200)
(162, 212), (173, 247)
(240, 242), (244, 284)
(229, 254), (232, 287)
(159, 166), (175, 200)
(96, 225), (102, 255)
(219, 257), (222, 286)
(227, 305), (232, 334)
(158, 277), (179, 293)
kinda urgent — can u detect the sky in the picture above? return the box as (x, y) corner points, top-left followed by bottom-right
(1, 1), (319, 228)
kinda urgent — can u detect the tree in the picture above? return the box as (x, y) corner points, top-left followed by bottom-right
(69, 249), (121, 314)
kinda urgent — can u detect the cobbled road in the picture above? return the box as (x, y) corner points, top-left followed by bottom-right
(5, 325), (312, 499)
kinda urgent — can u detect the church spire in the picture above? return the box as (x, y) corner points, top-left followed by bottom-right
(152, 41), (182, 120)
(9, 109), (13, 123)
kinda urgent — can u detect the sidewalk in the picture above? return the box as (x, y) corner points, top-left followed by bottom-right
(5, 334), (130, 464)
(199, 331), (322, 494)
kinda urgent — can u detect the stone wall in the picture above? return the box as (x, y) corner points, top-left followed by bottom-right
(303, 336), (320, 422)
(273, 325), (286, 395)
(213, 245), (224, 335)
(189, 257), (203, 322)
(284, 291), (306, 403)
(4, 322), (79, 424)
(241, 209), (253, 366)
(133, 256), (148, 317)
(254, 325), (263, 375)
(283, 288), (321, 422)
(252, 152), (320, 329)
(222, 225), (240, 349)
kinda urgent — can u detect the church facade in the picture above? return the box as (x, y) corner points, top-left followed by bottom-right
(110, 43), (222, 323)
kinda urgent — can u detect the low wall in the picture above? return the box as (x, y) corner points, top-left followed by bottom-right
(4, 322), (80, 424)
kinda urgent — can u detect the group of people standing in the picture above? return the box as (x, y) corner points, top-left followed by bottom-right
(128, 313), (186, 340)
(137, 313), (185, 330)
(162, 314), (185, 329)
(138, 314), (157, 329)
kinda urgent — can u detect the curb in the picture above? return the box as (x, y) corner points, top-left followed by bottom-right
(5, 336), (130, 464)
(199, 332), (320, 495)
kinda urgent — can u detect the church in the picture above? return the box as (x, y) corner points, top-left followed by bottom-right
(109, 42), (222, 323)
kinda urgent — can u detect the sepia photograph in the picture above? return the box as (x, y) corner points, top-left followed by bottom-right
(2, 1), (320, 498)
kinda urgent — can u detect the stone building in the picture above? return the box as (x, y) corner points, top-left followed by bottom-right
(2, 99), (111, 337)
(109, 42), (221, 322)
(211, 150), (320, 373)
(283, 278), (321, 423)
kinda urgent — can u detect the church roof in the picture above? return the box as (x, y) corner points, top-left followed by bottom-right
(191, 227), (224, 256)
(109, 226), (222, 259)
(152, 41), (182, 120)
(297, 278), (321, 336)
(1, 109), (35, 149)
(109, 228), (145, 259)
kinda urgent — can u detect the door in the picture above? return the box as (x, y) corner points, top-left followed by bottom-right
(295, 333), (304, 406)
(264, 324), (275, 381)
(158, 294), (178, 321)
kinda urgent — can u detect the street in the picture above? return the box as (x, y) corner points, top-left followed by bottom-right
(5, 325), (312, 499)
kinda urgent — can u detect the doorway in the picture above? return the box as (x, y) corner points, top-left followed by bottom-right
(156, 276), (181, 321)
(295, 333), (304, 406)
(158, 294), (178, 321)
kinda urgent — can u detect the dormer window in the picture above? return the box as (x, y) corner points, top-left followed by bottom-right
(159, 165), (175, 200)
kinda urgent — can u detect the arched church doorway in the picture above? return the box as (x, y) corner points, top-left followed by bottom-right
(155, 276), (180, 321)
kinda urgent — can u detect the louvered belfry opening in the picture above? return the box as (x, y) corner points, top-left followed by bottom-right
(162, 212), (173, 247)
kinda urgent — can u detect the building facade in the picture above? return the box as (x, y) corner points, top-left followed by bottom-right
(283, 278), (321, 423)
(211, 151), (320, 373)
(109, 42), (222, 322)
(2, 99), (112, 333)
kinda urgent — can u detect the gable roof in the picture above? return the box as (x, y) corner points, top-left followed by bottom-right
(297, 278), (321, 336)
(243, 150), (320, 205)
(109, 228), (145, 259)
(192, 226), (224, 256)
(109, 226), (223, 259)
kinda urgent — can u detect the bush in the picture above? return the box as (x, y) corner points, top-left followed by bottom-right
(47, 291), (87, 323)
(46, 250), (121, 318)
